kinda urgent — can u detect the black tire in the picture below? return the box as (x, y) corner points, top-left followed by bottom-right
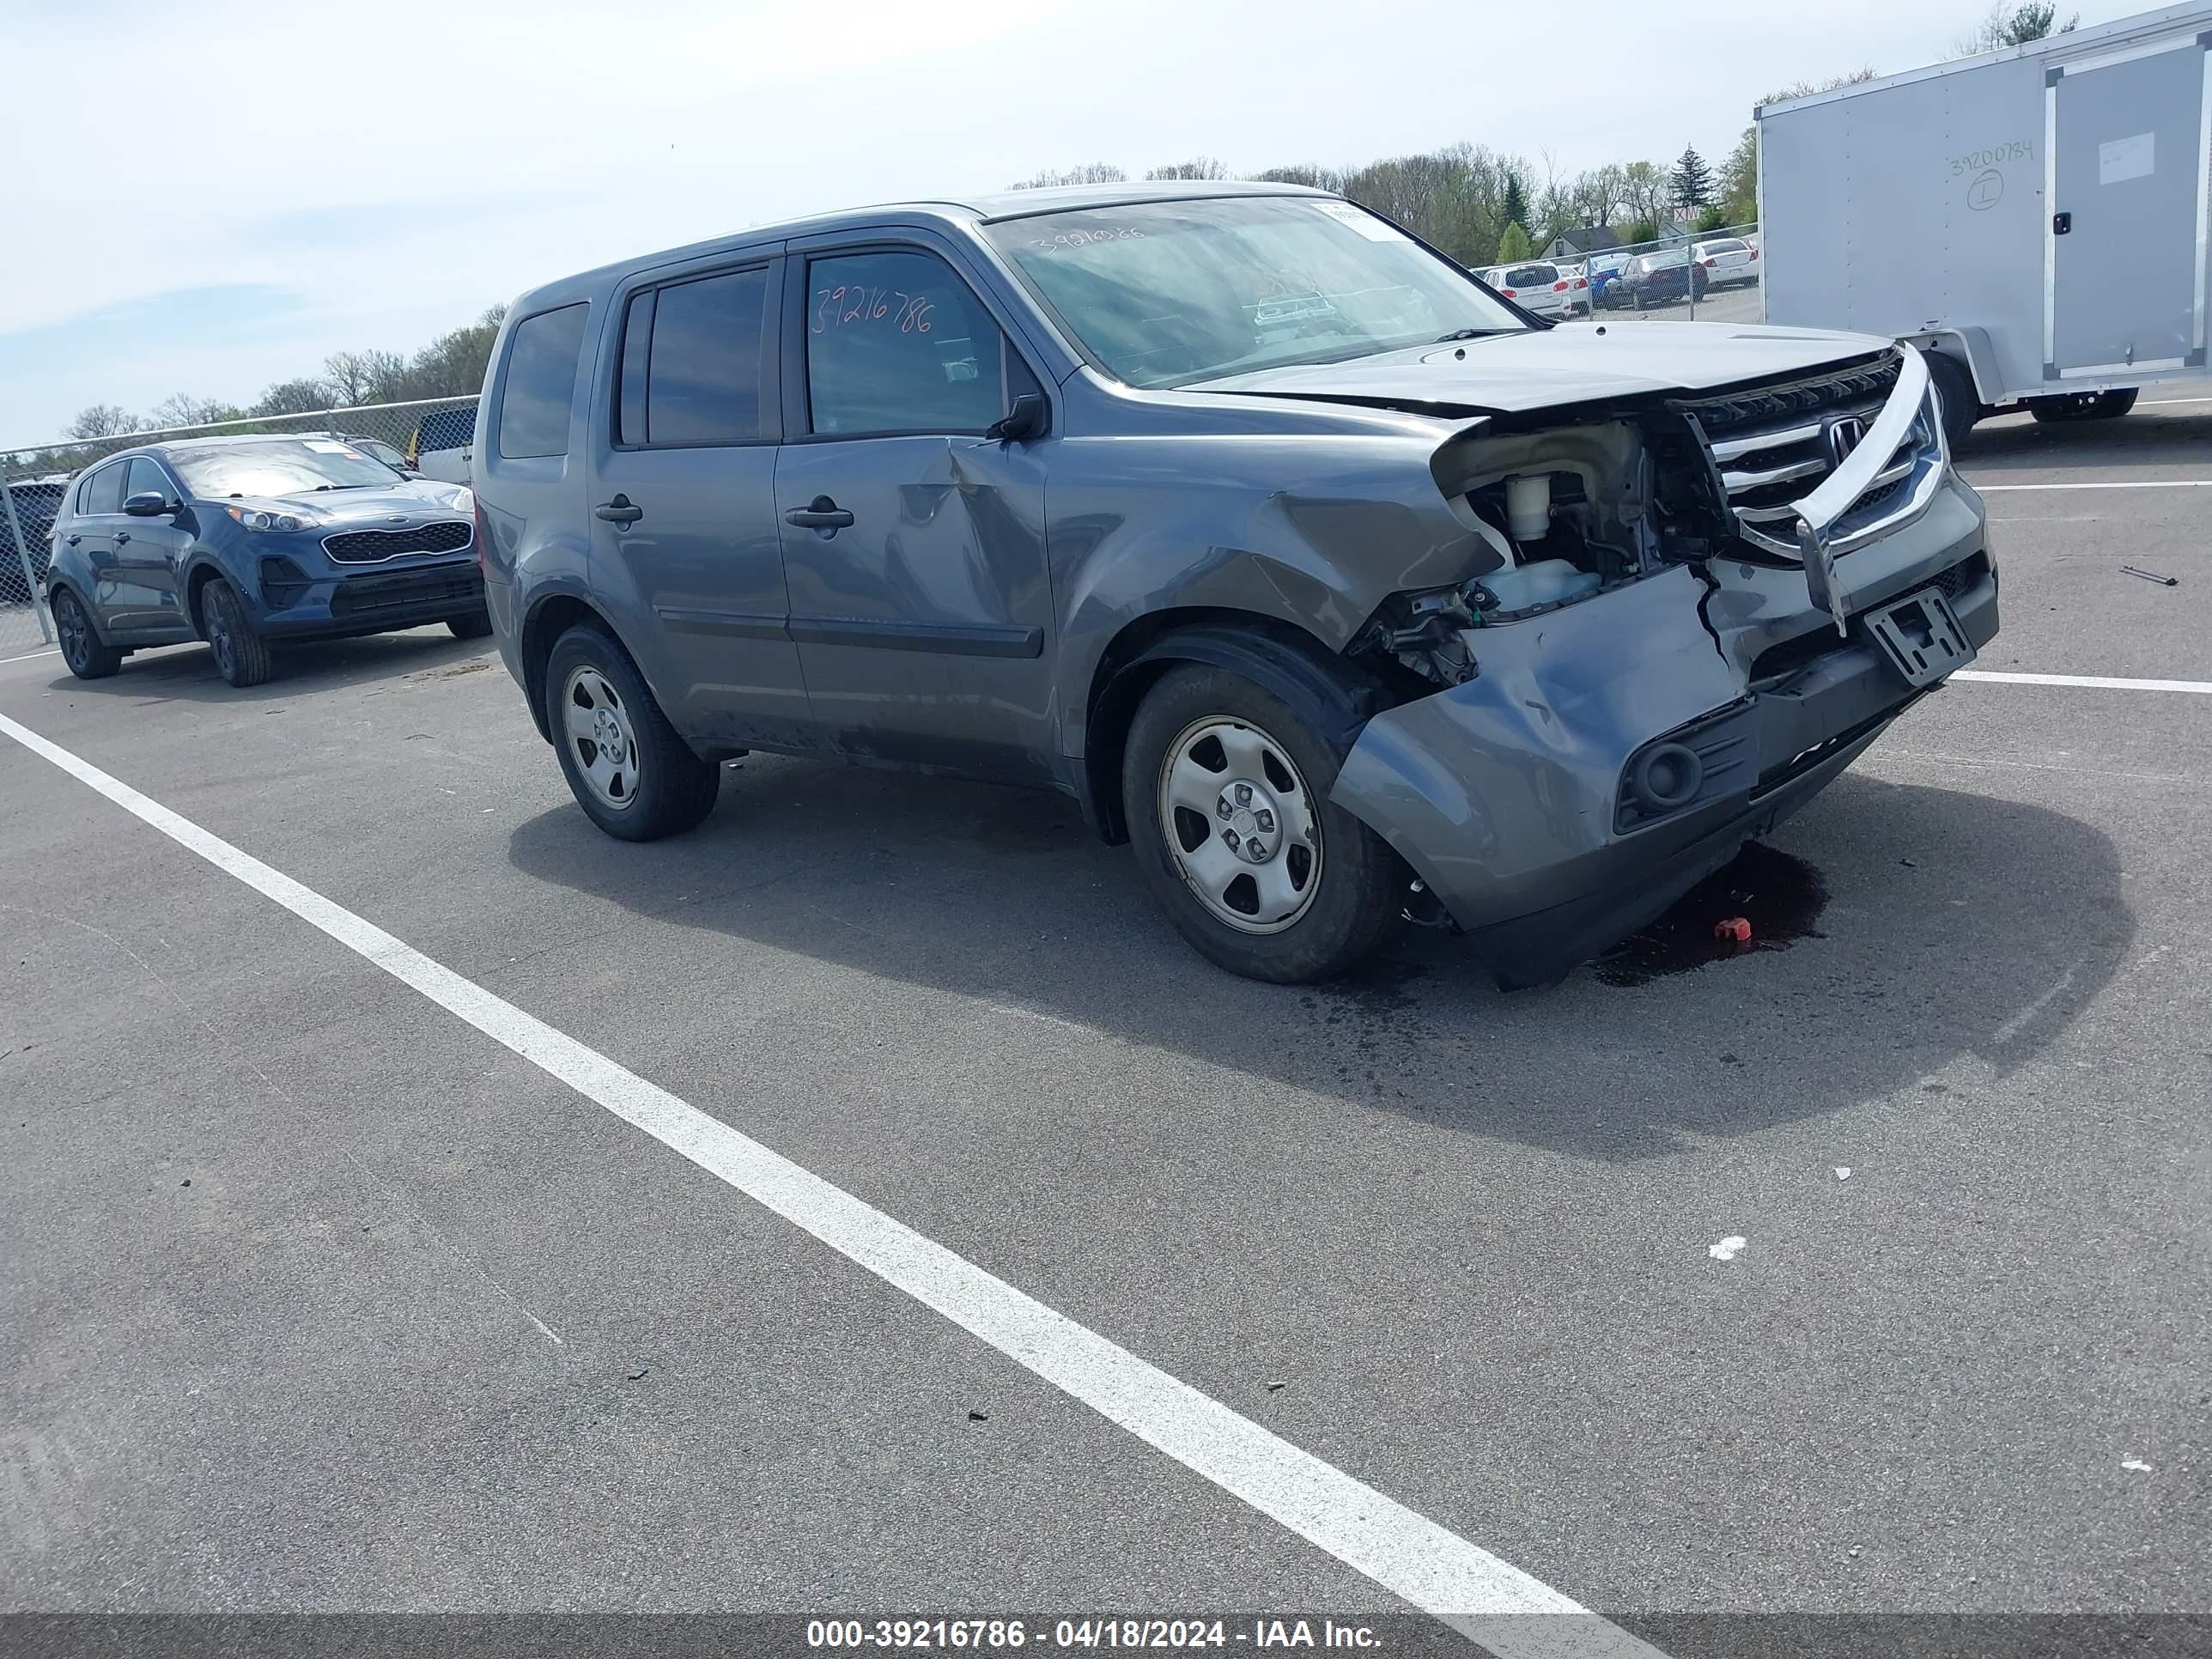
(1121, 661), (1403, 984)
(1632, 289), (1648, 312)
(447, 611), (494, 640)
(542, 623), (718, 842)
(2030, 389), (2137, 424)
(1924, 351), (1983, 448)
(201, 577), (272, 688)
(52, 588), (120, 680)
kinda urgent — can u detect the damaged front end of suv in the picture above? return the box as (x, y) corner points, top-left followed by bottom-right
(1320, 340), (1994, 985)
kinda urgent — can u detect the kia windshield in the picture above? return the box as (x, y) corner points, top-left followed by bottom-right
(982, 195), (1528, 389)
(168, 439), (402, 499)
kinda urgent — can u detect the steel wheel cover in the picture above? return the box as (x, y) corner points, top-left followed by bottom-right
(1156, 714), (1323, 935)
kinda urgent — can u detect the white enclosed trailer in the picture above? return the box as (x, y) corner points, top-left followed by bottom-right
(1758, 3), (2211, 437)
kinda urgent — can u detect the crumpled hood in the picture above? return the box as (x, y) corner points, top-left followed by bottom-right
(1184, 320), (1897, 415)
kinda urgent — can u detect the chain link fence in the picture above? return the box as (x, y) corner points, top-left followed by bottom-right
(0, 395), (477, 656)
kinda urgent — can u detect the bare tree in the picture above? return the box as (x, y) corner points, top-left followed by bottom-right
(64, 404), (140, 440)
(146, 393), (242, 433)
(320, 349), (407, 406)
(1007, 162), (1127, 190)
(253, 378), (336, 418)
(1145, 157), (1231, 181)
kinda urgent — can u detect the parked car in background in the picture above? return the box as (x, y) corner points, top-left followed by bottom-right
(1586, 253), (1633, 308)
(407, 405), (477, 482)
(3, 474), (70, 591)
(42, 434), (489, 688)
(342, 434), (422, 477)
(473, 182), (1996, 989)
(1691, 237), (1759, 288)
(1554, 263), (1596, 314)
(1615, 247), (1711, 310)
(1476, 260), (1577, 319)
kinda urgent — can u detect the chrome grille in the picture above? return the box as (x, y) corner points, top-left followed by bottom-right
(1683, 354), (1938, 559)
(322, 520), (473, 564)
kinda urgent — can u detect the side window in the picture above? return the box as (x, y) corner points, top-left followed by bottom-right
(619, 265), (770, 447)
(496, 303), (589, 460)
(82, 464), (125, 515)
(804, 250), (1005, 437)
(125, 458), (170, 502)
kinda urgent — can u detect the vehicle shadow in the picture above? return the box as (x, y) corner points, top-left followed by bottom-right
(36, 627), (490, 706)
(1957, 404), (2212, 471)
(504, 754), (2129, 1162)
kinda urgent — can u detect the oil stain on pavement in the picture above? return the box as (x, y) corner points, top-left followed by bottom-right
(1593, 842), (1831, 988)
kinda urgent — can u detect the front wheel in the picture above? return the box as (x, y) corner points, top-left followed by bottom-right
(2030, 389), (2137, 423)
(542, 623), (719, 841)
(1122, 663), (1402, 983)
(202, 576), (272, 687)
(52, 589), (121, 680)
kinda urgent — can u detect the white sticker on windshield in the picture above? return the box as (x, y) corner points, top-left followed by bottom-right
(1314, 200), (1407, 242)
(305, 440), (355, 453)
(2099, 131), (2154, 185)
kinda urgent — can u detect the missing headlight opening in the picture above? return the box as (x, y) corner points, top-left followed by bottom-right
(1355, 411), (1734, 690)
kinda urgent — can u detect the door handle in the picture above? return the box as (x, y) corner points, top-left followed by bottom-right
(594, 495), (643, 526)
(785, 495), (854, 530)
(65, 534), (81, 546)
(114, 532), (131, 544)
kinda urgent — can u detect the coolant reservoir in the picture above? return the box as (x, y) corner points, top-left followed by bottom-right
(1480, 558), (1601, 614)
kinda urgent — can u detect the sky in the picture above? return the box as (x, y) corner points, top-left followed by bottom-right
(0, 0), (2140, 448)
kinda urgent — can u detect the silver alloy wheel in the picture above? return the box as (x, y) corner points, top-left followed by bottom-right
(1156, 714), (1323, 934)
(562, 664), (641, 811)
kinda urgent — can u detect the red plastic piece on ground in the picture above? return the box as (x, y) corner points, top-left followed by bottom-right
(1713, 916), (1753, 944)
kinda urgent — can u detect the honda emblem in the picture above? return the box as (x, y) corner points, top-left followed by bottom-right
(1826, 417), (1868, 466)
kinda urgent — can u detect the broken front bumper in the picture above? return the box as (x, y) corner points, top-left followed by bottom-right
(1329, 474), (1996, 987)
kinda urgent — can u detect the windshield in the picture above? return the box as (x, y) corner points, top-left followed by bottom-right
(168, 439), (402, 499)
(981, 196), (1528, 388)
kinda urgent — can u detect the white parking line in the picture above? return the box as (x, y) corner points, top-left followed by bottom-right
(1972, 480), (2212, 491)
(0, 647), (60, 667)
(1955, 670), (2212, 694)
(0, 708), (1659, 1659)
(2142, 396), (2212, 404)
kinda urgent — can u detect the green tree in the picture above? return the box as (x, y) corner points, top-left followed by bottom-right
(1956, 1), (2076, 54)
(1694, 204), (1733, 234)
(1624, 218), (1661, 246)
(1499, 173), (1530, 241)
(1672, 146), (1713, 211)
(1495, 222), (1534, 264)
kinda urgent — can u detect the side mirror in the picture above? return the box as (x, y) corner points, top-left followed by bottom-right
(986, 393), (1048, 444)
(124, 491), (173, 518)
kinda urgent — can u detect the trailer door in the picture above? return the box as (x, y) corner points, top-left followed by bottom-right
(2046, 34), (2211, 379)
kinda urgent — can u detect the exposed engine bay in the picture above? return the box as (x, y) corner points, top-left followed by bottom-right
(1352, 408), (1732, 690)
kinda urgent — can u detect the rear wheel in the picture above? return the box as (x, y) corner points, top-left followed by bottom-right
(447, 611), (494, 640)
(1122, 663), (1402, 983)
(202, 577), (272, 687)
(2030, 389), (2137, 423)
(543, 623), (719, 841)
(52, 589), (120, 680)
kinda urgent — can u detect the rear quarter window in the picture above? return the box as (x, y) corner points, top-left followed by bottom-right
(415, 408), (476, 453)
(496, 303), (590, 460)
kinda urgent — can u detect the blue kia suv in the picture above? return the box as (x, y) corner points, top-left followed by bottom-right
(42, 434), (488, 686)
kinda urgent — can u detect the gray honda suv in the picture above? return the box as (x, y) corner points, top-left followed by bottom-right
(472, 183), (1996, 986)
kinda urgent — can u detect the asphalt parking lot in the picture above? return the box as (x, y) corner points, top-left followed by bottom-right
(3, 392), (2207, 1656)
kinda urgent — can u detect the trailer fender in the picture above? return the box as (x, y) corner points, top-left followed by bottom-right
(1903, 327), (2002, 407)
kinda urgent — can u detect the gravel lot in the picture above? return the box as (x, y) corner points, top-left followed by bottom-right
(3, 390), (2206, 1653)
